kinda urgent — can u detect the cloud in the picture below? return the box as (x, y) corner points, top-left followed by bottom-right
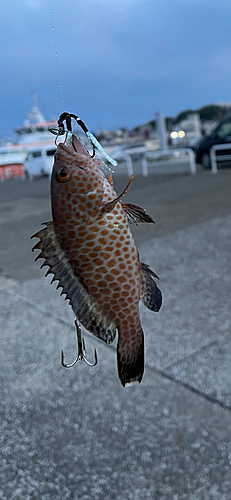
(2, 0), (42, 8)
(202, 47), (231, 81)
(22, 0), (42, 7)
(2, 0), (231, 136)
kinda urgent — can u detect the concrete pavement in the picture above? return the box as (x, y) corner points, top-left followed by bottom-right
(1, 169), (231, 499)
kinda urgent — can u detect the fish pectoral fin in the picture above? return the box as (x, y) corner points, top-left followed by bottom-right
(121, 202), (155, 225)
(117, 325), (144, 387)
(100, 175), (134, 215)
(140, 262), (162, 312)
(31, 222), (116, 344)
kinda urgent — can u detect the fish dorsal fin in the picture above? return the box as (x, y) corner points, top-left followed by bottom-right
(121, 202), (155, 225)
(31, 222), (116, 344)
(108, 174), (113, 186)
(140, 262), (162, 312)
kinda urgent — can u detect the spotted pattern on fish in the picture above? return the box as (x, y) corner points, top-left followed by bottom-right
(32, 134), (162, 387)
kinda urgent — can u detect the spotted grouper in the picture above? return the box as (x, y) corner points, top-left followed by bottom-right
(32, 133), (162, 387)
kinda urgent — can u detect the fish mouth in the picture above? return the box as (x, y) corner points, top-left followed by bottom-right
(55, 133), (90, 167)
(57, 142), (75, 155)
(65, 133), (90, 156)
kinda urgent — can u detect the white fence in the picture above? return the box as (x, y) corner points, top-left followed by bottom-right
(145, 148), (196, 175)
(210, 143), (231, 174)
(110, 147), (196, 176)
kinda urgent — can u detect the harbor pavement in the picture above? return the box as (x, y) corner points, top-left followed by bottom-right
(0, 168), (231, 499)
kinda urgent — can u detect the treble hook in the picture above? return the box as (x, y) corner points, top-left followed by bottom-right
(61, 320), (98, 368)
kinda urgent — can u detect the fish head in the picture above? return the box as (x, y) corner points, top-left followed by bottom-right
(50, 133), (105, 220)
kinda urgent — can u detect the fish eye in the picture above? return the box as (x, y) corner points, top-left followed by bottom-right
(56, 167), (71, 182)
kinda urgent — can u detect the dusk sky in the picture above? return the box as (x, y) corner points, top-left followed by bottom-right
(1, 0), (231, 139)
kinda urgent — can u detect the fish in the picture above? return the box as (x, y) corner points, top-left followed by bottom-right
(32, 133), (162, 387)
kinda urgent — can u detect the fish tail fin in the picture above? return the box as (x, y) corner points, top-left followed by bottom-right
(117, 325), (144, 387)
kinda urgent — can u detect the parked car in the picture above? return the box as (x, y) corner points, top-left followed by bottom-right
(195, 117), (231, 168)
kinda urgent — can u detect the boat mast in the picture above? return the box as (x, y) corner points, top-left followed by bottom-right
(27, 91), (45, 124)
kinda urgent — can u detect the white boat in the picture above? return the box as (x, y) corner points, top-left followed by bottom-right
(0, 95), (58, 180)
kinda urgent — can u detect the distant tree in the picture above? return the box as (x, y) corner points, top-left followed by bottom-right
(174, 104), (231, 124)
(95, 132), (106, 141)
(165, 117), (175, 129)
(148, 120), (156, 129)
(175, 109), (194, 123)
(133, 125), (141, 132)
(199, 105), (224, 120)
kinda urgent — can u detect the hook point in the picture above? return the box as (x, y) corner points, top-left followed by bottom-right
(61, 320), (98, 369)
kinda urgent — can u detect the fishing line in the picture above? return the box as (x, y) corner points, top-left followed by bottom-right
(49, 0), (64, 104)
(48, 4), (117, 170)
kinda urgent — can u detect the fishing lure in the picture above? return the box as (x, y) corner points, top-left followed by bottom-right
(32, 113), (162, 387)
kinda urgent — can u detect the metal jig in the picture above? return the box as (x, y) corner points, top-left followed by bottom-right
(49, 111), (117, 166)
(49, 111), (96, 156)
(61, 320), (98, 368)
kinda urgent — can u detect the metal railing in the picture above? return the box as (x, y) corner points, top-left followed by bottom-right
(110, 146), (196, 176)
(210, 143), (231, 174)
(109, 151), (135, 176)
(145, 148), (196, 176)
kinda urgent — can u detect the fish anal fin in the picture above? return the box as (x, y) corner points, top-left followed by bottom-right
(117, 325), (144, 387)
(140, 262), (162, 312)
(31, 222), (116, 344)
(100, 175), (134, 215)
(141, 262), (159, 280)
(122, 202), (155, 225)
